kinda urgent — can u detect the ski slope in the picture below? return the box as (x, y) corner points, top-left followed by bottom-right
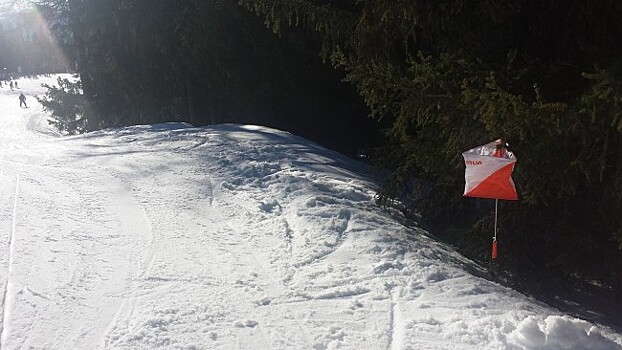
(0, 75), (621, 349)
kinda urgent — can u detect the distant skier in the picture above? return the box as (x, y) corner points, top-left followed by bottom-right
(14, 81), (18, 89)
(19, 93), (27, 108)
(10, 81), (13, 90)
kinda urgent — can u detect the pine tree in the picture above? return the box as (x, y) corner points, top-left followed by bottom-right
(37, 76), (94, 134)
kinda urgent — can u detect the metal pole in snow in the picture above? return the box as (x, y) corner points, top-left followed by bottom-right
(494, 198), (498, 241)
(492, 199), (499, 260)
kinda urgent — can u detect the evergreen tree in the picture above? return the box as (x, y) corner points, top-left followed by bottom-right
(37, 76), (93, 134)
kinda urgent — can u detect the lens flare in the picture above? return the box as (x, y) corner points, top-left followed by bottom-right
(0, 1), (71, 75)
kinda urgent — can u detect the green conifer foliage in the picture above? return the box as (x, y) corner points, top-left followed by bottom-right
(37, 76), (96, 134)
(242, 0), (622, 298)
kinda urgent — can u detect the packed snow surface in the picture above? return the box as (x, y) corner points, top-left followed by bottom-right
(1, 75), (621, 350)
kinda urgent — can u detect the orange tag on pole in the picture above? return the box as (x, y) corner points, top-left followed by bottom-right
(491, 239), (498, 260)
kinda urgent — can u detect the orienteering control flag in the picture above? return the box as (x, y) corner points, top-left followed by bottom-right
(462, 140), (518, 200)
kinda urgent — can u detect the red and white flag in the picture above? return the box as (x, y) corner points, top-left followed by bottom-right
(462, 140), (518, 201)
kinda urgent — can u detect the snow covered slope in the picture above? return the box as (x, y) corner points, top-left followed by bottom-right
(1, 75), (621, 349)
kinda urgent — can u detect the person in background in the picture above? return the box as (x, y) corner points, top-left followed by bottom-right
(19, 93), (27, 108)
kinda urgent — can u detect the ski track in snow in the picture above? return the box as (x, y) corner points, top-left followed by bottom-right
(0, 175), (19, 350)
(0, 75), (621, 349)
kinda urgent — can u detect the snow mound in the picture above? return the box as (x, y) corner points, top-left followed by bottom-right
(0, 75), (621, 349)
(509, 316), (620, 350)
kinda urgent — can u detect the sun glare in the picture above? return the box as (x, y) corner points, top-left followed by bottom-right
(0, 0), (71, 76)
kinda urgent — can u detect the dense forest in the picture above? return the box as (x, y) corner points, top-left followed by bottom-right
(26, 0), (622, 319)
(31, 0), (375, 156)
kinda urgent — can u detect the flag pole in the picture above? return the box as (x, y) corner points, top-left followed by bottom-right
(492, 199), (498, 261)
(494, 198), (498, 241)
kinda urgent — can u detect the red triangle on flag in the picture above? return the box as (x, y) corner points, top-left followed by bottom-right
(465, 163), (518, 200)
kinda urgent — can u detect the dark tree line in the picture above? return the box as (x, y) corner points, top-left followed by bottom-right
(35, 0), (374, 154)
(36, 0), (622, 317)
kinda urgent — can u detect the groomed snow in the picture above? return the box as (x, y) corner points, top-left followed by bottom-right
(0, 75), (621, 349)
